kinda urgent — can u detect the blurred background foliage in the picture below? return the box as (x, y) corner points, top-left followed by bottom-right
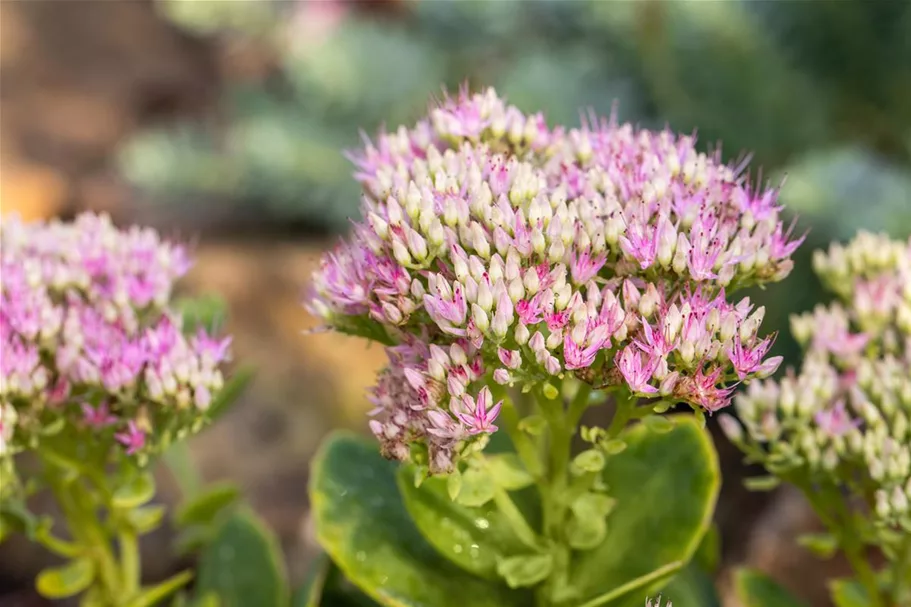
(120, 0), (911, 233)
(118, 0), (911, 362)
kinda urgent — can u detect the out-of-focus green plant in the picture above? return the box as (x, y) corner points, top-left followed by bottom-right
(723, 233), (911, 607)
(121, 0), (911, 234)
(0, 215), (248, 606)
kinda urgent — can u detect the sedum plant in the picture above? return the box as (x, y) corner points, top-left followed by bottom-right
(0, 213), (238, 605)
(306, 88), (803, 606)
(723, 232), (911, 607)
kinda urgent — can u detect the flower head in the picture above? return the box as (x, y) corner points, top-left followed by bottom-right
(726, 232), (911, 528)
(308, 88), (801, 471)
(0, 213), (232, 471)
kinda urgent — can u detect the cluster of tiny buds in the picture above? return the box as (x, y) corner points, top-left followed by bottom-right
(309, 87), (802, 472)
(0, 213), (232, 462)
(722, 232), (911, 528)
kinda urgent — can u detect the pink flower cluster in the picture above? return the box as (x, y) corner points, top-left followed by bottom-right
(0, 213), (231, 460)
(308, 88), (801, 472)
(725, 233), (911, 526)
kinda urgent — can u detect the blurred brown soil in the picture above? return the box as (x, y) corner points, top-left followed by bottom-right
(0, 0), (217, 220)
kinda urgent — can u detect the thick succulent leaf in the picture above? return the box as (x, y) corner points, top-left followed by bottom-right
(293, 553), (380, 607)
(310, 432), (528, 607)
(570, 415), (720, 605)
(195, 509), (289, 607)
(653, 564), (720, 607)
(396, 465), (530, 580)
(112, 472), (156, 510)
(174, 482), (242, 528)
(828, 578), (874, 607)
(734, 568), (808, 607)
(35, 558), (95, 599)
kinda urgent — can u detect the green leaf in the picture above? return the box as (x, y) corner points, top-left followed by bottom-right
(446, 469), (462, 501)
(572, 449), (607, 474)
(641, 415), (675, 434)
(602, 439), (628, 455)
(310, 432), (528, 607)
(567, 514), (607, 551)
(0, 501), (38, 541)
(195, 510), (289, 607)
(744, 476), (782, 492)
(455, 466), (496, 507)
(734, 568), (808, 607)
(396, 465), (531, 580)
(486, 454), (535, 490)
(36, 558), (95, 599)
(33, 523), (81, 558)
(648, 563), (720, 607)
(332, 316), (395, 347)
(570, 415), (720, 606)
(828, 578), (872, 607)
(190, 593), (220, 607)
(797, 532), (838, 559)
(566, 490), (615, 552)
(126, 571), (195, 607)
(293, 554), (381, 607)
(41, 417), (66, 436)
(569, 492), (616, 520)
(518, 415), (547, 436)
(113, 472), (156, 510)
(693, 523), (721, 573)
(496, 554), (554, 589)
(174, 524), (215, 557)
(163, 441), (204, 499)
(294, 553), (332, 607)
(127, 505), (167, 535)
(175, 483), (241, 528)
(175, 295), (228, 335)
(577, 562), (685, 607)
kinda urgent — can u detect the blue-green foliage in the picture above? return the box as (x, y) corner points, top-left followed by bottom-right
(120, 0), (911, 236)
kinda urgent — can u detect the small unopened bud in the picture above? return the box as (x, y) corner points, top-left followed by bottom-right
(493, 369), (512, 385)
(639, 284), (660, 318)
(471, 304), (490, 333)
(514, 322), (530, 346)
(718, 414), (744, 444)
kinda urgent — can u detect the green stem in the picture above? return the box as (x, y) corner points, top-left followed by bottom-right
(607, 390), (637, 437)
(40, 453), (147, 607)
(539, 387), (571, 538)
(500, 395), (544, 478)
(803, 482), (884, 607)
(492, 486), (545, 551)
(892, 536), (911, 606)
(49, 477), (122, 603)
(566, 383), (594, 430)
(118, 529), (141, 599)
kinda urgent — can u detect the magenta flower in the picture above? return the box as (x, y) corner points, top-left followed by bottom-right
(570, 251), (607, 285)
(82, 402), (117, 429)
(115, 421), (146, 455)
(814, 400), (858, 438)
(678, 366), (733, 412)
(726, 335), (777, 380)
(565, 323), (610, 371)
(457, 387), (502, 435)
(616, 347), (659, 394)
(192, 329), (233, 366)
